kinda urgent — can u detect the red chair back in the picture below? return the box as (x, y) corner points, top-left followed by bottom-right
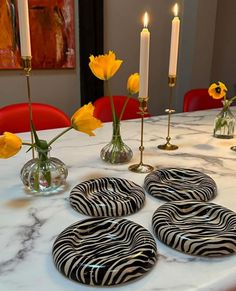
(0, 103), (70, 134)
(183, 88), (222, 112)
(93, 96), (149, 122)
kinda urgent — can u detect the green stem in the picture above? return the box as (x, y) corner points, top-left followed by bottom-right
(223, 94), (226, 103)
(105, 80), (118, 123)
(222, 93), (236, 110)
(110, 124), (124, 163)
(22, 142), (33, 146)
(230, 96), (236, 103)
(118, 95), (131, 122)
(48, 127), (73, 146)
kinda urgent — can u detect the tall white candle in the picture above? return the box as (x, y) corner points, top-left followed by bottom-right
(168, 3), (180, 76)
(17, 0), (31, 57)
(139, 12), (150, 99)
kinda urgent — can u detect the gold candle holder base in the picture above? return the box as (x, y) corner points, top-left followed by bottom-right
(158, 140), (178, 150)
(129, 163), (154, 173)
(158, 75), (178, 151)
(129, 98), (154, 174)
(230, 146), (236, 152)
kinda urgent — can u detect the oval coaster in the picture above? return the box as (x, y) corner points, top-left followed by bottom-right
(69, 177), (145, 217)
(52, 217), (158, 286)
(144, 168), (217, 202)
(152, 200), (236, 257)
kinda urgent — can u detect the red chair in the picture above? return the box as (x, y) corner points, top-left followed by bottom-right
(0, 103), (71, 134)
(183, 88), (223, 112)
(93, 96), (150, 122)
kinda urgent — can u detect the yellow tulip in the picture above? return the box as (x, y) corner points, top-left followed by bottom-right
(89, 51), (123, 80)
(0, 132), (22, 159)
(71, 103), (103, 136)
(127, 73), (139, 95)
(208, 81), (227, 99)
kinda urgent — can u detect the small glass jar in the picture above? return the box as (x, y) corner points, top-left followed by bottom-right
(213, 103), (236, 139)
(20, 147), (68, 194)
(100, 122), (133, 164)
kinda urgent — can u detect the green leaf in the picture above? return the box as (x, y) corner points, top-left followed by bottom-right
(26, 145), (34, 153)
(31, 121), (40, 145)
(43, 168), (52, 186)
(37, 139), (48, 150)
(215, 117), (228, 132)
(33, 164), (40, 191)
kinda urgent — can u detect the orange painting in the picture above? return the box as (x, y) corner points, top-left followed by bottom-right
(0, 0), (75, 69)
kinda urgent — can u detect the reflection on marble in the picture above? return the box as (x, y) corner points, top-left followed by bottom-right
(1, 107), (236, 291)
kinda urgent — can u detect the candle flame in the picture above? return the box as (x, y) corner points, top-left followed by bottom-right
(143, 12), (149, 28)
(173, 3), (178, 17)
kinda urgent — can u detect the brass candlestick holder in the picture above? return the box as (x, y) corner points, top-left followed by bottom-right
(22, 56), (35, 158)
(158, 75), (178, 150)
(129, 98), (154, 173)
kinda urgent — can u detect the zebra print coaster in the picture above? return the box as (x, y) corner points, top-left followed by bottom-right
(52, 217), (158, 286)
(144, 168), (217, 201)
(69, 177), (145, 217)
(152, 200), (236, 257)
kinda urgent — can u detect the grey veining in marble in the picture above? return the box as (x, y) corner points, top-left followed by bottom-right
(1, 107), (236, 291)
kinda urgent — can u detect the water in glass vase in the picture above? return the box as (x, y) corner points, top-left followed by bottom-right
(213, 106), (235, 139)
(100, 122), (133, 164)
(20, 147), (68, 194)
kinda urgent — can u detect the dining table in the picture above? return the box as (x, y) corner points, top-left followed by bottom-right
(1, 106), (236, 291)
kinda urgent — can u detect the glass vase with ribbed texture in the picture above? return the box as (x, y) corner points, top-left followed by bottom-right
(100, 122), (133, 164)
(20, 147), (68, 194)
(213, 102), (235, 139)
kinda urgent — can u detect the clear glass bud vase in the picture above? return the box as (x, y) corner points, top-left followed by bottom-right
(20, 147), (68, 194)
(100, 122), (133, 164)
(213, 103), (236, 139)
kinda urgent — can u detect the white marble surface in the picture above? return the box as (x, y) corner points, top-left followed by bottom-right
(1, 108), (236, 291)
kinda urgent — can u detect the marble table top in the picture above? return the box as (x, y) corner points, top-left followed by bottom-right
(1, 107), (236, 291)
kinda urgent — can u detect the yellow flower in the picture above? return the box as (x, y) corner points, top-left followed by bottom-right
(71, 103), (103, 136)
(208, 82), (227, 99)
(89, 51), (123, 80)
(127, 73), (139, 95)
(0, 132), (22, 159)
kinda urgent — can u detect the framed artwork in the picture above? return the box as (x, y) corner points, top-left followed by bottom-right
(0, 0), (75, 69)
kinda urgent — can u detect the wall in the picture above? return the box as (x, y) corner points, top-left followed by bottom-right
(2, 0), (232, 118)
(0, 0), (80, 117)
(104, 0), (218, 115)
(211, 0), (236, 97)
(176, 0), (218, 111)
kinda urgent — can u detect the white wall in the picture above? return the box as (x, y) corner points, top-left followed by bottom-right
(0, 0), (80, 117)
(104, 0), (218, 115)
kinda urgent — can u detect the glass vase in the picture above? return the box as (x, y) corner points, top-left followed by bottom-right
(20, 147), (68, 194)
(100, 122), (133, 164)
(213, 104), (236, 139)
